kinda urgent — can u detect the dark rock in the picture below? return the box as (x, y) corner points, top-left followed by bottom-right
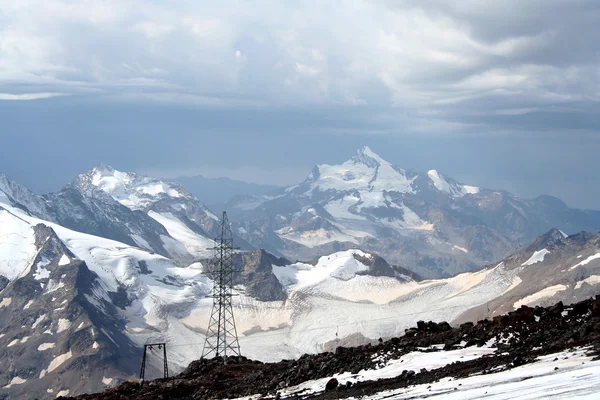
(325, 378), (339, 391)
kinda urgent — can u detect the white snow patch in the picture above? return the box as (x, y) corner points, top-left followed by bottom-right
(24, 299), (34, 309)
(57, 318), (71, 333)
(575, 275), (600, 290)
(47, 350), (73, 373)
(45, 279), (66, 293)
(34, 258), (52, 280)
(514, 284), (567, 308)
(522, 249), (550, 266)
(58, 254), (70, 266)
(32, 314), (46, 329)
(102, 376), (113, 385)
(38, 343), (56, 351)
(0, 297), (12, 308)
(570, 253), (600, 270)
(39, 369), (47, 378)
(56, 390), (69, 398)
(4, 376), (27, 388)
(463, 185), (480, 194)
(7, 339), (19, 347)
(92, 341), (99, 349)
(346, 347), (599, 400)
(280, 346), (496, 397)
(453, 245), (468, 253)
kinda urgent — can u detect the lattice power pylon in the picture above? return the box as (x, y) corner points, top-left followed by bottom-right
(201, 211), (241, 361)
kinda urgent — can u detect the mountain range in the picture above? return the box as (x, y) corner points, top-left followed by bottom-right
(227, 146), (600, 277)
(1, 147), (600, 398)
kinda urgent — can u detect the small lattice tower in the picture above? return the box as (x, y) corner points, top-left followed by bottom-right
(201, 211), (241, 361)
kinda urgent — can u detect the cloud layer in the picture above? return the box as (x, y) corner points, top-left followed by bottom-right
(1, 0), (599, 133)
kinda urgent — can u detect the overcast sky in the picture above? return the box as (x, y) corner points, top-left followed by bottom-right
(1, 0), (599, 209)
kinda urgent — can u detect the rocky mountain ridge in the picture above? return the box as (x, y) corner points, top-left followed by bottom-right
(67, 296), (600, 400)
(227, 146), (600, 278)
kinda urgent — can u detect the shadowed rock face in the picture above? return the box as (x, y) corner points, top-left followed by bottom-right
(234, 250), (290, 302)
(44, 185), (175, 259)
(353, 253), (423, 281)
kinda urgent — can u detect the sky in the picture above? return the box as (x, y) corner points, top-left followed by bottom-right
(0, 0), (599, 209)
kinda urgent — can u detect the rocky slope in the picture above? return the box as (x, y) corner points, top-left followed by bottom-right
(0, 223), (140, 399)
(0, 204), (213, 399)
(228, 146), (600, 278)
(68, 296), (600, 400)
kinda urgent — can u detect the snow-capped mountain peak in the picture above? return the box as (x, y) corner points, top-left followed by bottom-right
(352, 146), (388, 167)
(427, 169), (480, 197)
(76, 165), (187, 210)
(305, 146), (415, 194)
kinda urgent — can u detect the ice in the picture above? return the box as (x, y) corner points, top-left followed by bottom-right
(514, 284), (567, 308)
(522, 249), (550, 266)
(324, 195), (366, 221)
(570, 253), (600, 271)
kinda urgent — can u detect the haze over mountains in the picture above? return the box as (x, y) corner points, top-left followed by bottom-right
(2, 146), (600, 398)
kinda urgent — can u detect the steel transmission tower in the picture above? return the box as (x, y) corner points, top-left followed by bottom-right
(201, 211), (241, 360)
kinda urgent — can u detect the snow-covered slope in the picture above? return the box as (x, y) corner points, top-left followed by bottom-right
(2, 194), (600, 399)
